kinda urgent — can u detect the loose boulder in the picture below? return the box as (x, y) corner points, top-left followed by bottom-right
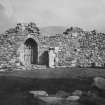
(38, 96), (63, 104)
(66, 96), (80, 101)
(56, 90), (70, 98)
(29, 90), (48, 97)
(93, 77), (105, 90)
(72, 90), (82, 96)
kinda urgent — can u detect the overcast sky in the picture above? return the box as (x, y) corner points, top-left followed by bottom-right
(0, 0), (105, 32)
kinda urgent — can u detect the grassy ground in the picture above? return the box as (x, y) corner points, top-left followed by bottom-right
(0, 77), (93, 105)
(0, 67), (105, 105)
(0, 67), (105, 78)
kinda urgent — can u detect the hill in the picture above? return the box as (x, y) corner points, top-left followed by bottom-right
(40, 26), (66, 36)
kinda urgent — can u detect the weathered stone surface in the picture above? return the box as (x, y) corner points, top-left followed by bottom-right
(29, 90), (48, 97)
(93, 77), (105, 90)
(37, 96), (63, 104)
(56, 90), (70, 98)
(72, 90), (82, 96)
(0, 23), (105, 69)
(66, 96), (80, 101)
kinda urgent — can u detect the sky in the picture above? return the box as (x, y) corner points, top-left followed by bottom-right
(0, 0), (105, 32)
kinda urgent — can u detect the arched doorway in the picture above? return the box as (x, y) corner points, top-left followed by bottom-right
(24, 38), (38, 65)
(39, 51), (49, 67)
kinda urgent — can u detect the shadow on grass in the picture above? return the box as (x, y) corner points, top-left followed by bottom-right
(0, 76), (93, 105)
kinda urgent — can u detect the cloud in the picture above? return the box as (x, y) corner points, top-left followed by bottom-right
(0, 0), (16, 33)
(2, 0), (105, 32)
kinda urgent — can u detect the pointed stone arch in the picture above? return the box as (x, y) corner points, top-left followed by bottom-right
(19, 38), (38, 65)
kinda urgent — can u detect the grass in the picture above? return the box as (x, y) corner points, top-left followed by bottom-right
(0, 67), (105, 105)
(0, 67), (105, 78)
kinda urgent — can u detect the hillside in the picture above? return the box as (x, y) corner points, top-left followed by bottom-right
(40, 26), (66, 36)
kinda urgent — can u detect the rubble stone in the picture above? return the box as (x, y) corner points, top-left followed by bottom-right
(93, 77), (105, 90)
(72, 90), (82, 96)
(66, 96), (80, 101)
(29, 90), (48, 97)
(56, 90), (70, 98)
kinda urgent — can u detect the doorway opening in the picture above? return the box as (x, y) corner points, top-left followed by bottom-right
(24, 38), (38, 65)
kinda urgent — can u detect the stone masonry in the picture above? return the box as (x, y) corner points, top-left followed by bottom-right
(0, 23), (105, 70)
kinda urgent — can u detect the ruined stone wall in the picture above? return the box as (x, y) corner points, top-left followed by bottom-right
(41, 34), (80, 66)
(1, 23), (105, 69)
(64, 29), (105, 67)
(0, 23), (41, 69)
(0, 33), (22, 68)
(77, 31), (105, 67)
